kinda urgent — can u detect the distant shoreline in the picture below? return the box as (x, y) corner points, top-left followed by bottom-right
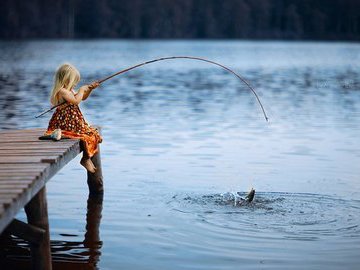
(0, 38), (359, 43)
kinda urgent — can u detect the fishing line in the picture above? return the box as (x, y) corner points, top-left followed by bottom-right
(35, 56), (269, 121)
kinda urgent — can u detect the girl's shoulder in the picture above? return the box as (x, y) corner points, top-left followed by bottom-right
(58, 88), (75, 96)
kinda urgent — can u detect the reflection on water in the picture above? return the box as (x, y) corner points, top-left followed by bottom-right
(0, 194), (103, 270)
(0, 40), (360, 269)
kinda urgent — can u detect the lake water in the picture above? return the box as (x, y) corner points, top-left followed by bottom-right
(0, 40), (359, 269)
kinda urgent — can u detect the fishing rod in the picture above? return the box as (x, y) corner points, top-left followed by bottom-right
(35, 56), (269, 121)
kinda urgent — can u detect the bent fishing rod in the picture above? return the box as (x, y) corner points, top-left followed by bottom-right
(35, 56), (269, 121)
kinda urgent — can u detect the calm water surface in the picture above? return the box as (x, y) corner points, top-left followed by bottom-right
(0, 40), (360, 269)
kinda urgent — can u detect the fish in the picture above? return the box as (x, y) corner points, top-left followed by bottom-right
(222, 188), (256, 206)
(244, 188), (255, 203)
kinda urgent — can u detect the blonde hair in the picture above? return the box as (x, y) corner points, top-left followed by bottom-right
(50, 63), (80, 105)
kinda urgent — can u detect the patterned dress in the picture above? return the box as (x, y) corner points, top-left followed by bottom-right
(45, 103), (102, 158)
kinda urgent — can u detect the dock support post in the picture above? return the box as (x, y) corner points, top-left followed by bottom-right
(87, 145), (104, 195)
(24, 186), (52, 270)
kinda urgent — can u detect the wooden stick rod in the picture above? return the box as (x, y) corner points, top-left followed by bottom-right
(35, 56), (268, 121)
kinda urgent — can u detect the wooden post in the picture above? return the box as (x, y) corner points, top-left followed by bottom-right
(87, 145), (104, 195)
(24, 187), (52, 270)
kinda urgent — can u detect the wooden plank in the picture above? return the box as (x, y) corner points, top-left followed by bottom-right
(0, 140), (77, 145)
(0, 139), (78, 143)
(0, 163), (50, 169)
(0, 169), (47, 174)
(0, 153), (64, 157)
(0, 138), (72, 143)
(0, 130), (43, 133)
(0, 168), (45, 171)
(0, 135), (76, 140)
(0, 194), (16, 201)
(0, 148), (68, 152)
(0, 179), (35, 184)
(0, 176), (40, 180)
(0, 189), (26, 194)
(0, 149), (67, 154)
(0, 184), (34, 190)
(0, 141), (76, 145)
(0, 173), (43, 177)
(0, 170), (45, 174)
(0, 172), (45, 176)
(0, 183), (32, 188)
(0, 133), (44, 137)
(0, 142), (79, 148)
(0, 183), (35, 188)
(0, 130), (44, 135)
(0, 176), (38, 180)
(0, 156), (59, 163)
(0, 129), (43, 132)
(0, 167), (47, 171)
(0, 173), (38, 178)
(0, 148), (74, 153)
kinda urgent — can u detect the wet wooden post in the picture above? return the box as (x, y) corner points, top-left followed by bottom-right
(87, 145), (104, 195)
(24, 186), (52, 270)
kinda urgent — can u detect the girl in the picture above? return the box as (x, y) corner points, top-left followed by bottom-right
(45, 63), (102, 173)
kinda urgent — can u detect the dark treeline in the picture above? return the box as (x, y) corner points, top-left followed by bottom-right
(1, 0), (359, 40)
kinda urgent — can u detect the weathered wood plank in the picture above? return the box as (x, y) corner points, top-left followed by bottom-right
(0, 129), (44, 135)
(0, 171), (42, 175)
(0, 174), (42, 179)
(0, 179), (35, 184)
(0, 153), (65, 158)
(0, 168), (46, 172)
(0, 189), (26, 194)
(0, 150), (66, 154)
(0, 138), (72, 143)
(0, 156), (59, 163)
(0, 144), (76, 150)
(0, 174), (41, 181)
(0, 144), (76, 149)
(0, 163), (49, 169)
(0, 194), (20, 201)
(0, 183), (32, 189)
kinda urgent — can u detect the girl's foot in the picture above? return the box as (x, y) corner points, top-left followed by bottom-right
(80, 157), (96, 173)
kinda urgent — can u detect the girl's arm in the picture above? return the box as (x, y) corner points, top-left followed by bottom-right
(59, 87), (86, 105)
(82, 81), (99, 101)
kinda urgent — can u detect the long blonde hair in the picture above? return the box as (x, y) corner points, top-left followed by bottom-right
(50, 63), (80, 105)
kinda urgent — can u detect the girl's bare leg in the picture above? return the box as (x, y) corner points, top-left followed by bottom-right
(80, 152), (97, 173)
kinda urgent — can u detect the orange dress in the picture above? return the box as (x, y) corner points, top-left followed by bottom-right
(45, 103), (102, 158)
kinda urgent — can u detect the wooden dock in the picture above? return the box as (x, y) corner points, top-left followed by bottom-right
(0, 128), (103, 270)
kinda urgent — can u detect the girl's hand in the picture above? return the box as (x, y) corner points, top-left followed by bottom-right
(79, 85), (88, 92)
(88, 81), (100, 90)
(81, 81), (99, 101)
